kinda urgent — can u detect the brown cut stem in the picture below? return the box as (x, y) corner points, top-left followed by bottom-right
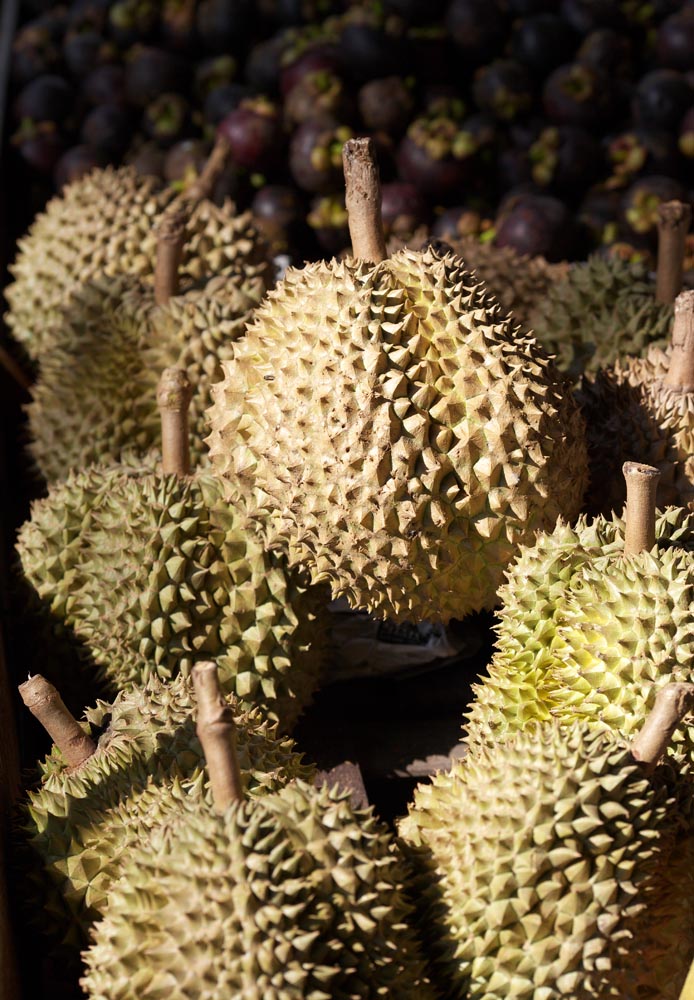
(656, 201), (691, 305)
(18, 675), (96, 769)
(157, 367), (193, 476)
(623, 462), (660, 555)
(631, 682), (694, 774)
(665, 291), (694, 391)
(342, 137), (387, 263)
(193, 662), (244, 813)
(154, 205), (187, 306)
(180, 135), (231, 204)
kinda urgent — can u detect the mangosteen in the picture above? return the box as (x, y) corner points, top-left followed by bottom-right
(80, 103), (133, 156)
(126, 140), (166, 177)
(543, 62), (620, 126)
(494, 192), (576, 260)
(605, 127), (681, 186)
(84, 64), (127, 106)
(632, 70), (693, 131)
(285, 70), (352, 126)
(445, 0), (510, 66)
(384, 0), (446, 24)
(473, 60), (534, 122)
(289, 119), (354, 193)
(63, 31), (116, 80)
(578, 185), (624, 244)
(396, 116), (478, 198)
(358, 77), (413, 134)
(124, 47), (188, 108)
(680, 107), (694, 157)
(510, 14), (575, 78)
(54, 145), (107, 188)
(380, 181), (428, 238)
(11, 23), (60, 86)
(245, 35), (286, 94)
(496, 147), (534, 190)
(196, 0), (254, 54)
(307, 194), (350, 256)
(280, 43), (344, 97)
(622, 174), (687, 238)
(164, 139), (210, 183)
(656, 9), (694, 72)
(11, 120), (66, 174)
(143, 94), (192, 147)
(559, 0), (626, 34)
(337, 13), (410, 84)
(431, 205), (489, 239)
(210, 164), (252, 208)
(161, 0), (198, 49)
(529, 125), (601, 199)
(67, 0), (111, 34)
(195, 56), (238, 98)
(204, 84), (254, 126)
(576, 28), (632, 78)
(218, 97), (284, 170)
(251, 183), (305, 251)
(407, 25), (455, 85)
(14, 75), (74, 126)
(108, 0), (158, 46)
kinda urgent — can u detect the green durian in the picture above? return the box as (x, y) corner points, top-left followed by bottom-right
(400, 718), (694, 1000)
(577, 291), (694, 516)
(206, 243), (588, 622)
(16, 464), (329, 729)
(4, 164), (270, 360)
(81, 779), (437, 1000)
(526, 255), (673, 383)
(20, 673), (313, 952)
(27, 269), (265, 483)
(465, 501), (694, 753)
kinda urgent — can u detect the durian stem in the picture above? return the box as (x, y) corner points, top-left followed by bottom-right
(193, 662), (244, 813)
(656, 201), (691, 306)
(180, 135), (231, 203)
(342, 137), (387, 263)
(154, 205), (187, 306)
(157, 367), (193, 476)
(623, 461), (660, 555)
(631, 683), (694, 773)
(665, 291), (694, 391)
(18, 675), (96, 768)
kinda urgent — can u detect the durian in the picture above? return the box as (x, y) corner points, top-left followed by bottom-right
(400, 687), (694, 1000)
(526, 254), (673, 383)
(18, 671), (312, 952)
(206, 138), (588, 622)
(80, 663), (436, 1000)
(466, 462), (694, 754)
(17, 371), (329, 728)
(578, 290), (694, 515)
(4, 154), (270, 361)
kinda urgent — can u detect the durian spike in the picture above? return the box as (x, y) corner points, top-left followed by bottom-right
(192, 661), (244, 812)
(157, 367), (193, 476)
(631, 682), (694, 773)
(623, 461), (660, 556)
(153, 204), (188, 306)
(342, 137), (387, 263)
(665, 291), (694, 391)
(179, 134), (231, 204)
(18, 675), (96, 768)
(656, 201), (691, 305)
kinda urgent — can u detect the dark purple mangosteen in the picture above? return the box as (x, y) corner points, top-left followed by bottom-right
(124, 47), (188, 108)
(195, 56), (238, 99)
(407, 25), (455, 86)
(543, 62), (620, 127)
(622, 174), (687, 239)
(63, 31), (117, 80)
(337, 13), (410, 84)
(396, 116), (478, 199)
(164, 139), (210, 183)
(204, 84), (254, 127)
(528, 125), (601, 199)
(54, 145), (107, 188)
(680, 107), (694, 157)
(107, 0), (158, 47)
(126, 140), (166, 177)
(161, 0), (198, 50)
(280, 44), (344, 97)
(289, 119), (354, 193)
(559, 0), (626, 34)
(84, 64), (127, 106)
(143, 93), (191, 148)
(578, 185), (624, 245)
(605, 127), (681, 186)
(380, 181), (428, 238)
(80, 104), (133, 156)
(431, 205), (490, 239)
(383, 0), (446, 24)
(358, 77), (413, 134)
(307, 194), (350, 256)
(284, 70), (353, 126)
(196, 0), (254, 54)
(495, 192), (577, 260)
(11, 23), (61, 86)
(656, 9), (694, 72)
(576, 28), (632, 78)
(218, 97), (284, 171)
(245, 35), (287, 95)
(632, 70), (693, 132)
(445, 0), (510, 66)
(473, 60), (534, 122)
(251, 183), (305, 251)
(496, 147), (534, 190)
(510, 15), (576, 78)
(11, 121), (66, 174)
(14, 75), (74, 126)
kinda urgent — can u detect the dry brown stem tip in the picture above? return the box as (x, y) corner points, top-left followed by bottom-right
(631, 682), (694, 773)
(193, 662), (244, 813)
(658, 200), (692, 230)
(656, 200), (692, 305)
(665, 290), (694, 390)
(343, 137), (387, 264)
(157, 367), (192, 477)
(18, 675), (96, 769)
(623, 461), (660, 556)
(154, 205), (188, 306)
(181, 135), (231, 203)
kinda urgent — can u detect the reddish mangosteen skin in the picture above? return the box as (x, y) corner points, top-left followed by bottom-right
(252, 184), (303, 229)
(632, 70), (694, 132)
(543, 63), (620, 127)
(280, 47), (344, 98)
(83, 64), (126, 106)
(445, 0), (510, 66)
(124, 47), (188, 109)
(358, 77), (413, 135)
(396, 135), (470, 199)
(164, 140), (209, 183)
(80, 104), (133, 156)
(380, 181), (428, 234)
(217, 103), (283, 171)
(288, 120), (346, 194)
(495, 193), (575, 261)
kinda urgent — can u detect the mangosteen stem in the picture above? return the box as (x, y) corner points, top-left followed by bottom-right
(623, 461), (660, 556)
(154, 204), (187, 306)
(192, 661), (244, 813)
(665, 291), (694, 391)
(18, 675), (96, 769)
(181, 135), (231, 203)
(342, 137), (387, 263)
(157, 367), (192, 476)
(631, 683), (694, 774)
(656, 201), (691, 306)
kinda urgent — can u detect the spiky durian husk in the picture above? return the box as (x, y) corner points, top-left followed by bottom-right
(27, 270), (265, 483)
(81, 780), (437, 1000)
(206, 247), (588, 622)
(4, 166), (270, 360)
(17, 468), (329, 729)
(526, 256), (673, 383)
(577, 345), (694, 515)
(399, 723), (694, 1000)
(465, 508), (694, 754)
(21, 674), (313, 952)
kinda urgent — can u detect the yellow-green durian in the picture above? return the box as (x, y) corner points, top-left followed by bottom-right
(16, 465), (329, 729)
(4, 165), (270, 360)
(81, 780), (437, 1000)
(27, 270), (265, 483)
(399, 721), (694, 1000)
(465, 507), (694, 753)
(206, 246), (588, 623)
(21, 674), (313, 952)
